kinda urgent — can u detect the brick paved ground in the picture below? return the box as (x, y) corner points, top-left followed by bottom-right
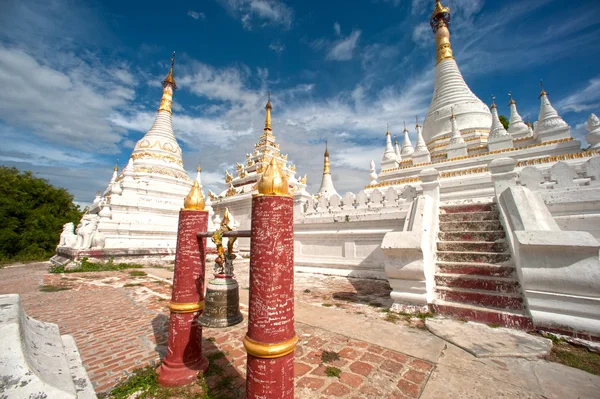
(0, 262), (433, 398)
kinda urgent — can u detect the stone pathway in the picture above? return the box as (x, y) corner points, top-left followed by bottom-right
(1, 261), (599, 398)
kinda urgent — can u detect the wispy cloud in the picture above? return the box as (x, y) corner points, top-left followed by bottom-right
(217, 0), (293, 30)
(269, 40), (285, 53)
(556, 77), (600, 114)
(327, 30), (362, 61)
(187, 10), (206, 21)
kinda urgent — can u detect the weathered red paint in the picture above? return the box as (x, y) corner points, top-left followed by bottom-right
(157, 210), (209, 386)
(246, 195), (295, 399)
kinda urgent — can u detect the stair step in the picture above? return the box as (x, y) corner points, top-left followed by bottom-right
(437, 241), (508, 253)
(432, 300), (533, 330)
(439, 211), (498, 222)
(440, 203), (494, 214)
(439, 220), (502, 232)
(436, 287), (524, 309)
(437, 251), (511, 264)
(435, 274), (519, 292)
(439, 231), (506, 242)
(436, 261), (515, 278)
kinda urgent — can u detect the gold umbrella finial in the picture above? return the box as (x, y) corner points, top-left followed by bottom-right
(264, 92), (272, 131)
(539, 80), (547, 98)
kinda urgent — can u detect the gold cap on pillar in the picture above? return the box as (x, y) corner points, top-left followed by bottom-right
(183, 180), (205, 210)
(257, 157), (289, 196)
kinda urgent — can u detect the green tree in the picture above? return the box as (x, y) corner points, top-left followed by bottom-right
(499, 115), (510, 130)
(0, 167), (83, 263)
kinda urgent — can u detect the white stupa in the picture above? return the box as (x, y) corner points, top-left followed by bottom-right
(412, 117), (431, 164)
(507, 93), (530, 139)
(55, 53), (194, 262)
(401, 123), (415, 158)
(533, 81), (571, 142)
(317, 142), (339, 199)
(381, 125), (399, 170)
(488, 96), (513, 151)
(422, 0), (492, 156)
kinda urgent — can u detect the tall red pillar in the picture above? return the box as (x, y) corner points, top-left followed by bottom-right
(244, 157), (297, 399)
(158, 180), (209, 386)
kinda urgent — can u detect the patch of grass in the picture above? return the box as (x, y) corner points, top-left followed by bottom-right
(123, 283), (143, 288)
(324, 366), (342, 378)
(368, 302), (383, 308)
(50, 257), (144, 274)
(106, 366), (158, 399)
(415, 312), (434, 320)
(207, 351), (227, 361)
(321, 303), (333, 307)
(39, 285), (71, 292)
(547, 342), (600, 376)
(321, 351), (340, 363)
(488, 323), (502, 328)
(543, 333), (566, 345)
(303, 289), (311, 293)
(129, 271), (147, 277)
(206, 337), (216, 342)
(384, 312), (402, 324)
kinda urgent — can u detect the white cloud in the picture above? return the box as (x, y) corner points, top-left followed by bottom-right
(187, 10), (206, 20)
(217, 0), (293, 30)
(327, 30), (362, 61)
(269, 40), (285, 53)
(556, 77), (600, 114)
(334, 22), (341, 37)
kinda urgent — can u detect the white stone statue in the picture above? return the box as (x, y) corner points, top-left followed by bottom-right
(74, 215), (104, 249)
(586, 113), (600, 150)
(58, 222), (77, 248)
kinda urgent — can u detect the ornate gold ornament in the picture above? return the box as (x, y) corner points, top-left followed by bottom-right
(183, 180), (205, 211)
(225, 170), (233, 183)
(226, 184), (237, 197)
(208, 190), (218, 201)
(299, 174), (307, 185)
(130, 152), (183, 167)
(257, 157), (289, 196)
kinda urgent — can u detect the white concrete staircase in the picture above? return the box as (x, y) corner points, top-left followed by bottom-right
(432, 202), (533, 329)
(0, 294), (96, 399)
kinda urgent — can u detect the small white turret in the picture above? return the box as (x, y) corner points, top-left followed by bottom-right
(381, 124), (399, 170)
(533, 81), (571, 143)
(394, 136), (402, 162)
(586, 113), (600, 149)
(507, 93), (530, 139)
(446, 109), (468, 159)
(123, 158), (135, 181)
(488, 96), (513, 151)
(318, 142), (339, 198)
(412, 117), (431, 164)
(401, 122), (414, 158)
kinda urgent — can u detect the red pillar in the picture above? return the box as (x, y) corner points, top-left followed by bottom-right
(244, 194), (296, 398)
(157, 208), (209, 386)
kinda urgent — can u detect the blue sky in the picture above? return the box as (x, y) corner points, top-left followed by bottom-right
(1, 0), (599, 205)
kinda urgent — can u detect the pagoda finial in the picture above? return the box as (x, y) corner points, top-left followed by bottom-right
(430, 0), (453, 64)
(450, 106), (455, 119)
(490, 95), (497, 109)
(403, 121), (408, 132)
(416, 116), (420, 128)
(385, 123), (390, 135)
(539, 80), (547, 98)
(323, 141), (331, 174)
(158, 52), (177, 114)
(509, 91), (515, 105)
(114, 159), (119, 172)
(394, 135), (398, 145)
(264, 92), (272, 131)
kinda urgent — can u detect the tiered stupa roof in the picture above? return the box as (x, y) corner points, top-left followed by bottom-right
(401, 123), (414, 158)
(129, 52), (189, 181)
(422, 0), (491, 156)
(215, 93), (302, 198)
(381, 124), (399, 170)
(317, 142), (339, 198)
(533, 81), (571, 142)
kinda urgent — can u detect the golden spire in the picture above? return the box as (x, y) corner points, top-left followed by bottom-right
(490, 95), (497, 109)
(183, 180), (205, 211)
(257, 157), (289, 196)
(114, 160), (119, 172)
(264, 92), (272, 132)
(430, 0), (453, 64)
(158, 52), (177, 114)
(394, 135), (399, 145)
(539, 80), (547, 98)
(197, 164), (201, 172)
(385, 123), (390, 136)
(416, 116), (421, 128)
(403, 121), (408, 132)
(323, 141), (331, 175)
(508, 92), (516, 105)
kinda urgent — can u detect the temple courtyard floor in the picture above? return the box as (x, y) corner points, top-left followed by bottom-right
(1, 261), (599, 399)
